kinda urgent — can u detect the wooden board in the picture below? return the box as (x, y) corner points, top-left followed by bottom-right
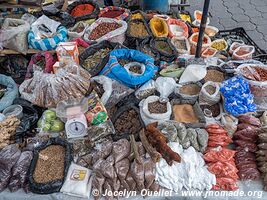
(0, 49), (55, 56)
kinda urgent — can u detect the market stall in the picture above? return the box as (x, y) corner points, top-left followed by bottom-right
(1, 0), (267, 199)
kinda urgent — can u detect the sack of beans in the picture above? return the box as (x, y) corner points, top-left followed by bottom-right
(68, 22), (88, 39)
(126, 19), (152, 48)
(171, 98), (206, 128)
(99, 48), (158, 88)
(149, 17), (169, 37)
(137, 40), (160, 63)
(199, 81), (221, 106)
(167, 18), (189, 38)
(139, 95), (172, 126)
(176, 82), (202, 102)
(203, 66), (225, 83)
(98, 6), (130, 21)
(232, 45), (255, 60)
(25, 52), (56, 80)
(67, 0), (100, 22)
(79, 40), (121, 76)
(28, 138), (72, 194)
(150, 38), (178, 62)
(189, 32), (211, 54)
(171, 37), (191, 55)
(84, 17), (127, 44)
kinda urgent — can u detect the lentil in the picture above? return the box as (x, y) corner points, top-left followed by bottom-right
(148, 101), (167, 114)
(33, 145), (65, 183)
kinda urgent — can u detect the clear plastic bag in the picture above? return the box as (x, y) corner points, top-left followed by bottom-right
(199, 81), (221, 106)
(84, 17), (127, 44)
(135, 80), (156, 100)
(0, 18), (30, 54)
(21, 13), (37, 25)
(221, 113), (238, 138)
(155, 77), (177, 102)
(68, 22), (88, 39)
(19, 61), (91, 108)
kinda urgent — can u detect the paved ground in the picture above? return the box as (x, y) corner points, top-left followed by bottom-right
(188, 0), (267, 51)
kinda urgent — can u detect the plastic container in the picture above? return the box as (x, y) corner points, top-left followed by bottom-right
(3, 105), (23, 119)
(141, 0), (169, 13)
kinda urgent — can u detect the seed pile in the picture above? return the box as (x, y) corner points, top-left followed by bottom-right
(83, 48), (111, 70)
(114, 109), (142, 135)
(205, 85), (216, 95)
(33, 145), (65, 183)
(204, 70), (225, 82)
(155, 40), (172, 54)
(129, 21), (149, 38)
(148, 101), (167, 113)
(89, 22), (122, 40)
(180, 84), (201, 95)
(129, 65), (142, 74)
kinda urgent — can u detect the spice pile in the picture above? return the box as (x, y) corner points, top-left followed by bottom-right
(129, 21), (149, 38)
(88, 22), (122, 40)
(83, 48), (111, 70)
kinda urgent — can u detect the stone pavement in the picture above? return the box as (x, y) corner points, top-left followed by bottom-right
(188, 0), (267, 51)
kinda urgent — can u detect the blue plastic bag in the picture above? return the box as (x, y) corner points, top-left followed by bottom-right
(220, 76), (256, 116)
(100, 48), (158, 88)
(0, 74), (18, 111)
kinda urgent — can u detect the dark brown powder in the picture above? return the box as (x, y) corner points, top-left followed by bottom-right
(148, 101), (167, 114)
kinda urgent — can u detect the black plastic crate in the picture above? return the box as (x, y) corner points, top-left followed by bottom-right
(216, 27), (266, 55)
(253, 54), (267, 64)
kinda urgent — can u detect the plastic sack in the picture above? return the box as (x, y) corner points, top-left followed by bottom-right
(40, 11), (75, 28)
(84, 17), (127, 44)
(0, 55), (28, 84)
(167, 19), (188, 38)
(98, 6), (130, 20)
(19, 62), (91, 108)
(60, 162), (92, 198)
(28, 138), (72, 194)
(25, 51), (55, 79)
(155, 77), (177, 102)
(139, 95), (172, 126)
(149, 17), (168, 37)
(21, 13), (37, 25)
(232, 45), (255, 60)
(0, 74), (18, 112)
(0, 18), (30, 54)
(189, 32), (211, 55)
(150, 38), (178, 62)
(159, 65), (185, 78)
(99, 48), (158, 88)
(220, 76), (256, 116)
(179, 64), (207, 84)
(8, 151), (33, 192)
(0, 144), (21, 192)
(80, 40), (120, 76)
(91, 75), (134, 108)
(135, 80), (156, 100)
(67, 0), (100, 22)
(221, 113), (238, 138)
(68, 22), (88, 39)
(175, 82), (202, 102)
(199, 81), (221, 106)
(171, 37), (190, 55)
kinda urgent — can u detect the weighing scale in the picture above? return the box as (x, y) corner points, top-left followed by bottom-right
(56, 97), (88, 139)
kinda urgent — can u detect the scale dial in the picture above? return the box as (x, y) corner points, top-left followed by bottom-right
(65, 116), (87, 139)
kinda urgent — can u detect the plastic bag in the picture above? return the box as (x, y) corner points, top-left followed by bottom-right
(67, 0), (100, 22)
(232, 45), (255, 60)
(199, 81), (221, 106)
(155, 77), (177, 102)
(28, 138), (72, 194)
(0, 144), (21, 192)
(179, 64), (207, 84)
(135, 80), (156, 100)
(91, 75), (134, 108)
(79, 40), (120, 76)
(21, 13), (37, 25)
(60, 162), (92, 198)
(189, 32), (211, 55)
(19, 62), (91, 108)
(0, 55), (28, 84)
(149, 17), (168, 37)
(221, 114), (238, 138)
(68, 22), (88, 39)
(0, 18), (30, 54)
(175, 82), (202, 102)
(167, 19), (188, 38)
(8, 151), (33, 192)
(84, 17), (127, 44)
(99, 48), (158, 88)
(139, 95), (172, 125)
(220, 76), (256, 116)
(171, 37), (190, 55)
(0, 74), (18, 112)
